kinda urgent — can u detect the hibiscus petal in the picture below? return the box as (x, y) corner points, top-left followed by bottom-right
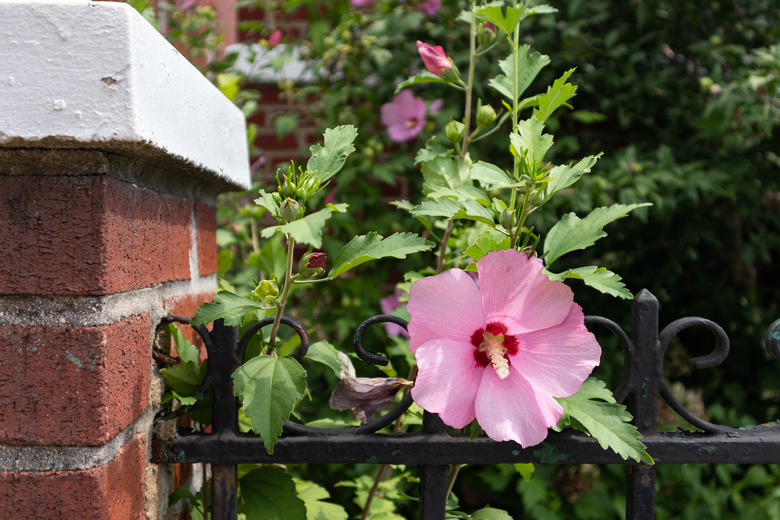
(510, 302), (601, 398)
(411, 338), (482, 428)
(380, 103), (406, 127)
(475, 368), (563, 447)
(478, 250), (573, 334)
(407, 268), (484, 353)
(387, 123), (420, 143)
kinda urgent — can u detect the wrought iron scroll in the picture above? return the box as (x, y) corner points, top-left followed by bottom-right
(153, 290), (780, 520)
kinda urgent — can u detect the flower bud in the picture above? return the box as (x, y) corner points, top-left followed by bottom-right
(251, 279), (279, 304)
(478, 22), (497, 47)
(476, 104), (497, 127)
(445, 120), (465, 144)
(500, 208), (516, 230)
(279, 198), (301, 222)
(298, 251), (327, 278)
(416, 40), (457, 79)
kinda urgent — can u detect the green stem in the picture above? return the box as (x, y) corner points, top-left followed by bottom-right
(446, 464), (462, 500)
(268, 234), (295, 347)
(460, 2), (478, 155)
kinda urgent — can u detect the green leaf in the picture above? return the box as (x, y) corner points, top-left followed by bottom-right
(471, 507), (515, 520)
(548, 266), (633, 299)
(541, 155), (601, 202)
(239, 467), (306, 520)
(510, 118), (553, 168)
(395, 72), (451, 93)
(426, 185), (491, 205)
(295, 480), (349, 520)
(477, 5), (523, 36)
(232, 355), (307, 453)
(464, 232), (512, 261)
(306, 125), (358, 183)
(255, 189), (280, 218)
(410, 198), (496, 227)
(421, 156), (472, 194)
(261, 206), (339, 248)
(534, 69), (577, 122)
(556, 378), (654, 464)
(305, 340), (344, 378)
(415, 137), (450, 164)
(514, 463), (535, 483)
(471, 161), (516, 190)
(168, 323), (199, 365)
(191, 291), (266, 326)
(160, 361), (205, 397)
(542, 203), (652, 266)
(489, 46), (550, 103)
(328, 232), (433, 279)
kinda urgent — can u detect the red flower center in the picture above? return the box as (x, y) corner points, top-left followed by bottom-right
(471, 322), (518, 377)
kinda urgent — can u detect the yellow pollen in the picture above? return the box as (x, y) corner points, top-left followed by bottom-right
(480, 332), (510, 379)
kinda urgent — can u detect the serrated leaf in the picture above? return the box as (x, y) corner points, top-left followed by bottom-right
(510, 118), (553, 169)
(261, 206), (338, 248)
(464, 232), (512, 261)
(556, 378), (654, 464)
(395, 72), (451, 93)
(426, 185), (491, 205)
(476, 5), (523, 36)
(295, 480), (349, 520)
(471, 161), (516, 190)
(328, 232), (433, 279)
(471, 507), (515, 520)
(415, 137), (450, 164)
(525, 4), (558, 16)
(254, 189), (280, 218)
(233, 355), (307, 453)
(191, 291), (266, 326)
(305, 340), (344, 378)
(541, 154), (601, 201)
(548, 266), (633, 299)
(543, 203), (652, 266)
(534, 69), (577, 122)
(489, 46), (550, 103)
(306, 125), (358, 183)
(168, 323), (199, 365)
(239, 467), (306, 520)
(410, 198), (495, 226)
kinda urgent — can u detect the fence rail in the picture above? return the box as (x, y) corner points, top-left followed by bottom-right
(151, 289), (780, 520)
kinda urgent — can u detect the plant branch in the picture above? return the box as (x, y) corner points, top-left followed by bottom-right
(268, 234), (295, 346)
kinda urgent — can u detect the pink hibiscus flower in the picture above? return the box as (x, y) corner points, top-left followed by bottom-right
(407, 249), (601, 447)
(416, 41), (452, 77)
(380, 90), (427, 142)
(418, 0), (442, 16)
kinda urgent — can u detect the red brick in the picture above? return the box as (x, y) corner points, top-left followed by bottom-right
(0, 315), (151, 446)
(0, 434), (147, 520)
(0, 176), (192, 296)
(194, 201), (218, 276)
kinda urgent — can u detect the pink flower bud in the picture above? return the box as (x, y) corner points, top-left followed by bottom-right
(308, 252), (327, 269)
(416, 41), (452, 77)
(268, 29), (283, 47)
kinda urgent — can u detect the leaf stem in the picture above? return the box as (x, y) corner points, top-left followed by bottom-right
(269, 234), (295, 346)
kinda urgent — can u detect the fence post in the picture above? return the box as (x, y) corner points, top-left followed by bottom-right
(625, 290), (660, 520)
(0, 2), (249, 518)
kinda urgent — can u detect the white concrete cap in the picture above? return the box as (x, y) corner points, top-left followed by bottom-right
(0, 0), (251, 190)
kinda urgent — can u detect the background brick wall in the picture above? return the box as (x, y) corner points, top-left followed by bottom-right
(0, 152), (225, 519)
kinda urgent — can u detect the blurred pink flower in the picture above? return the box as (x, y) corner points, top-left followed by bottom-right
(418, 0), (441, 16)
(407, 249), (601, 447)
(351, 0), (373, 7)
(180, 0), (196, 9)
(268, 29), (283, 47)
(380, 289), (410, 338)
(416, 41), (451, 77)
(380, 90), (427, 142)
(428, 99), (443, 113)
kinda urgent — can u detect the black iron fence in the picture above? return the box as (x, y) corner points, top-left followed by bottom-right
(152, 289), (780, 519)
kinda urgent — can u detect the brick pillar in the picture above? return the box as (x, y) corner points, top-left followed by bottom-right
(0, 2), (249, 519)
